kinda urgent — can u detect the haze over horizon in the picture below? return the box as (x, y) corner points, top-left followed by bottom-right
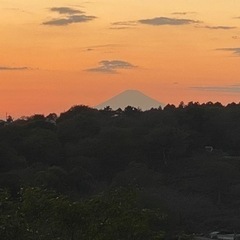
(1, 0), (240, 118)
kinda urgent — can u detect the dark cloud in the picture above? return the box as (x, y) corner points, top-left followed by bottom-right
(191, 84), (240, 93)
(216, 48), (240, 56)
(50, 7), (84, 15)
(86, 60), (137, 73)
(43, 6), (96, 26)
(43, 14), (96, 26)
(0, 66), (29, 71)
(110, 16), (199, 29)
(138, 17), (199, 26)
(202, 25), (236, 30)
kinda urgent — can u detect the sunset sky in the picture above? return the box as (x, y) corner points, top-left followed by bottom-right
(1, 0), (240, 118)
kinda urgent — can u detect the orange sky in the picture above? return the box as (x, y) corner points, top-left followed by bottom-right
(1, 0), (240, 118)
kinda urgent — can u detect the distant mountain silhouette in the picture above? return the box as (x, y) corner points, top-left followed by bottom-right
(96, 90), (164, 110)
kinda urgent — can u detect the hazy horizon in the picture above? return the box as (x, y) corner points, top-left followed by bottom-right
(1, 88), (239, 120)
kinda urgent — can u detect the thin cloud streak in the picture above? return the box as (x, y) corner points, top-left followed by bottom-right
(172, 12), (196, 15)
(112, 21), (137, 26)
(111, 21), (138, 30)
(82, 44), (122, 52)
(86, 44), (121, 48)
(110, 27), (135, 30)
(0, 66), (29, 71)
(216, 48), (240, 56)
(191, 84), (240, 93)
(232, 36), (240, 40)
(202, 25), (236, 30)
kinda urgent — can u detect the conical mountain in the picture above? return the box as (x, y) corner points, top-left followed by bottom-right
(96, 90), (163, 110)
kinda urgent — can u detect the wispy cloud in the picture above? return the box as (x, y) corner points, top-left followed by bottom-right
(232, 36), (240, 40)
(86, 44), (121, 48)
(201, 25), (236, 30)
(86, 60), (137, 74)
(172, 12), (196, 15)
(138, 17), (199, 26)
(110, 21), (137, 30)
(43, 6), (96, 26)
(110, 27), (134, 30)
(112, 21), (137, 26)
(50, 7), (84, 15)
(82, 44), (121, 52)
(0, 66), (29, 71)
(5, 8), (32, 14)
(191, 84), (240, 93)
(216, 48), (240, 56)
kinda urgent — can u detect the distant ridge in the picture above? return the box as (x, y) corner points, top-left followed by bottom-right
(96, 90), (164, 110)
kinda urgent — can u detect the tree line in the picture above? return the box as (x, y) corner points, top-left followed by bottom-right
(1, 102), (240, 238)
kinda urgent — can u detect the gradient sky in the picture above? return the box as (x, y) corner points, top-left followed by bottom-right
(1, 0), (240, 118)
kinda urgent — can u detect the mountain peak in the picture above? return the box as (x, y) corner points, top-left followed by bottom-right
(122, 89), (141, 93)
(96, 89), (164, 110)
(121, 89), (145, 95)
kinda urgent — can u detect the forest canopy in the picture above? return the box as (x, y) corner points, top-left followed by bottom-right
(1, 102), (240, 238)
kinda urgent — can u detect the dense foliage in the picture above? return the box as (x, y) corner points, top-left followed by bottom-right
(1, 102), (240, 237)
(0, 187), (165, 240)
